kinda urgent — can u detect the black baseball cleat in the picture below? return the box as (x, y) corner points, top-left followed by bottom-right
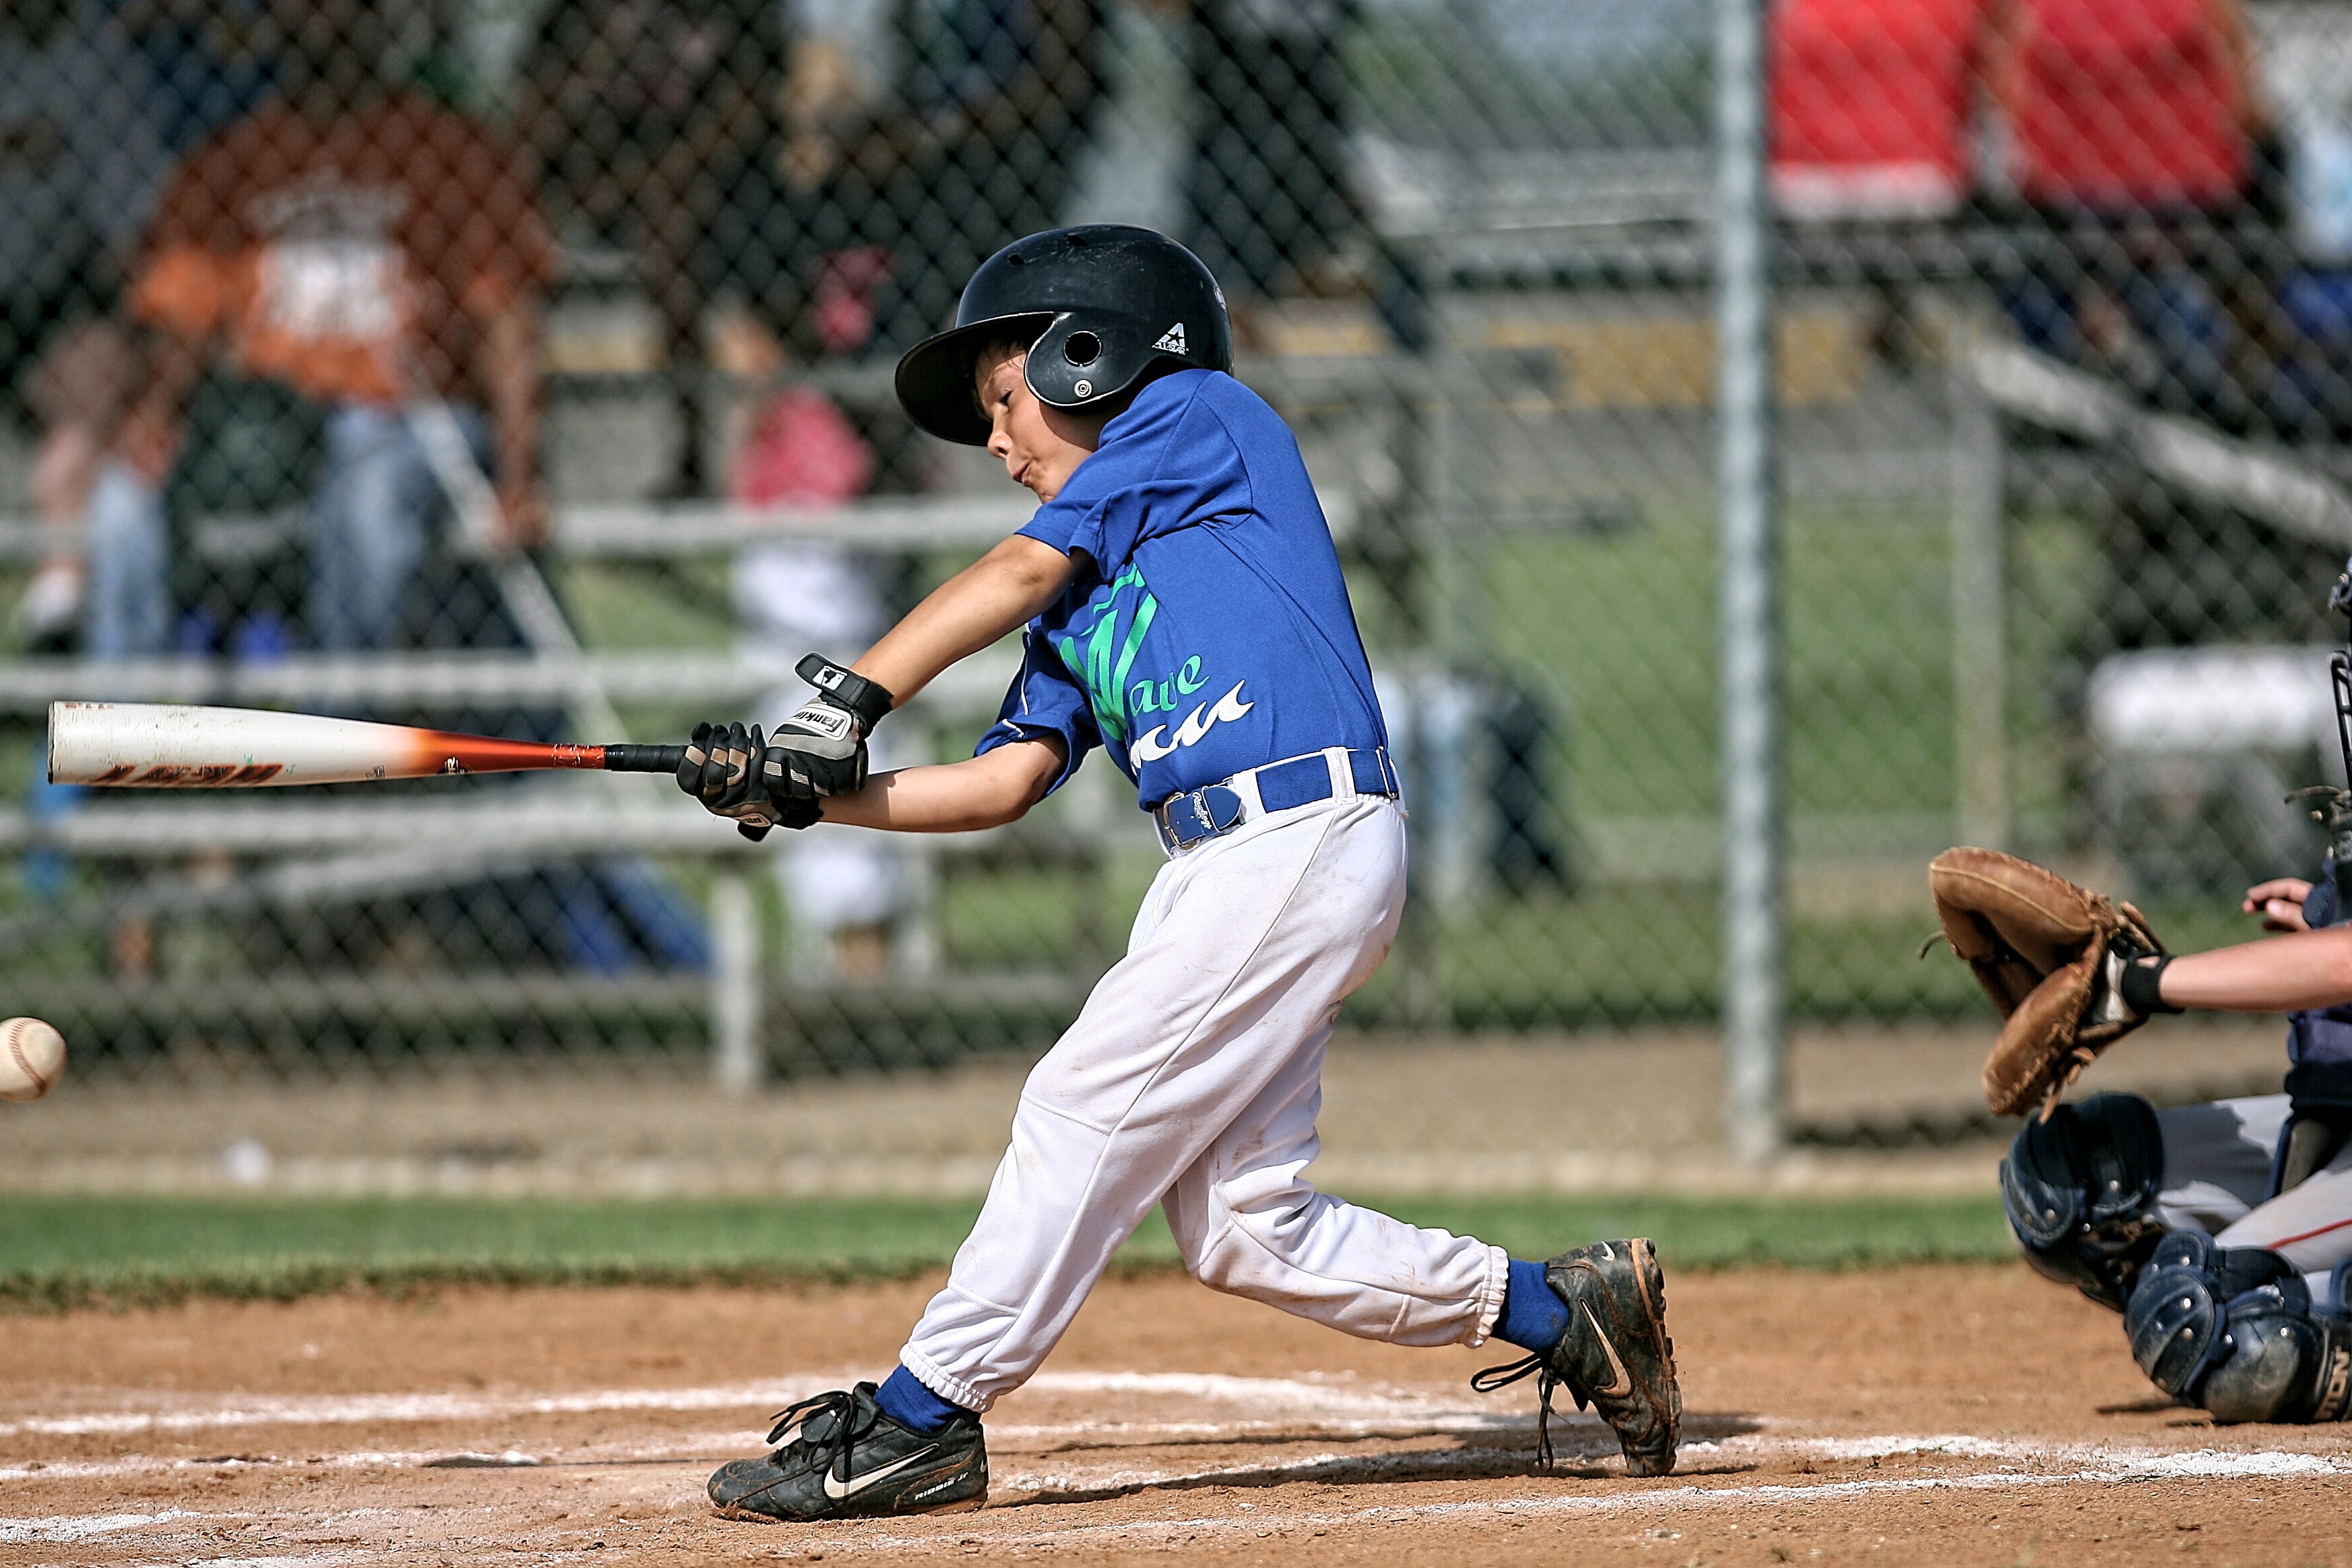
(1473, 1238), (1682, 1476)
(708, 1383), (987, 1522)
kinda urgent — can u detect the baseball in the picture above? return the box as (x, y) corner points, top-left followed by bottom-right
(0, 1016), (66, 1102)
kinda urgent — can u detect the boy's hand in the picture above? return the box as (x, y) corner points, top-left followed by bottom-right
(762, 655), (897, 800)
(677, 722), (819, 841)
(2244, 878), (2314, 932)
(765, 695), (871, 799)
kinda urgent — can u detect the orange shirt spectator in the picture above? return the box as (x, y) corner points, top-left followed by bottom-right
(130, 93), (554, 410)
(1772, 0), (1994, 219)
(1996, 0), (2258, 210)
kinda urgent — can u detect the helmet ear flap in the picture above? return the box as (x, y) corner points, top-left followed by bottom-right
(1025, 314), (1156, 412)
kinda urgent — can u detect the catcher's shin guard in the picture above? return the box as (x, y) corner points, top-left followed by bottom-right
(2125, 1233), (2352, 1424)
(1473, 1239), (1681, 1475)
(2002, 1092), (2168, 1310)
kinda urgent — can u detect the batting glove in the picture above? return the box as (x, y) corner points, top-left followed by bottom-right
(677, 721), (818, 842)
(763, 654), (895, 801)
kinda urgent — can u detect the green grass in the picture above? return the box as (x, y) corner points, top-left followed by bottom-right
(1474, 503), (1962, 823)
(0, 1193), (2012, 1311)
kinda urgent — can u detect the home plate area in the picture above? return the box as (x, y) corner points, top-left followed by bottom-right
(3, 1268), (2349, 1566)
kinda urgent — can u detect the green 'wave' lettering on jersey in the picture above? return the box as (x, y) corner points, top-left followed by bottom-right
(1046, 563), (1158, 744)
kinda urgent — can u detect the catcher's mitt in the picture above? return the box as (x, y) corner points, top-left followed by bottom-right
(1926, 847), (2167, 1118)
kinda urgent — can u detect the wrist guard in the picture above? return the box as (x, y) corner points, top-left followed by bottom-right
(2118, 952), (2182, 1017)
(796, 653), (895, 732)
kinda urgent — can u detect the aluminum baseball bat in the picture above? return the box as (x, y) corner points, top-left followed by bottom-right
(48, 701), (686, 787)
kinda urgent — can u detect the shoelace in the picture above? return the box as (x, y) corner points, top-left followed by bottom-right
(764, 1388), (882, 1484)
(1471, 1353), (1582, 1471)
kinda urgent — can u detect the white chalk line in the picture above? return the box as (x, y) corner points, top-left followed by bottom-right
(5, 1425), (2338, 1501)
(798, 1449), (2352, 1558)
(10, 1371), (2348, 1556)
(3, 1439), (2341, 1555)
(7, 1448), (2338, 1554)
(993, 1432), (2347, 1504)
(0, 1420), (1500, 1486)
(7, 1371), (2343, 1485)
(0, 1378), (842, 1438)
(0, 1507), (197, 1545)
(0, 1369), (1472, 1440)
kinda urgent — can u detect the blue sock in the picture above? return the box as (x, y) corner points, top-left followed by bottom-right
(875, 1364), (968, 1434)
(1495, 1257), (1569, 1354)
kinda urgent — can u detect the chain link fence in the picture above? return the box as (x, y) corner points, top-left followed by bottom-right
(3, 0), (2350, 1119)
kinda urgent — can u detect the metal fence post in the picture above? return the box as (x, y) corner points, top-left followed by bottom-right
(710, 868), (762, 1091)
(1716, 0), (1784, 1165)
(1951, 359), (2010, 850)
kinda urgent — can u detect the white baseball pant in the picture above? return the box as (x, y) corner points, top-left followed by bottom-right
(2157, 1095), (2352, 1283)
(899, 785), (1509, 1414)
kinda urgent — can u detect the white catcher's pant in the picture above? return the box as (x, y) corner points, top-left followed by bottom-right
(900, 790), (1508, 1413)
(2157, 1095), (2352, 1287)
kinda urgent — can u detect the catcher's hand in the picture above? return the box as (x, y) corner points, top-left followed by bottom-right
(677, 721), (820, 842)
(1926, 847), (2171, 1118)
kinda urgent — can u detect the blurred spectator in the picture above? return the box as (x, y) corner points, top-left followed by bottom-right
(0, 0), (170, 403)
(1771, 0), (1995, 223)
(1170, 0), (1364, 305)
(1986, 0), (2318, 652)
(119, 0), (282, 156)
(19, 321), (142, 652)
(86, 0), (554, 656)
(723, 367), (912, 980)
(1988, 0), (2282, 429)
(714, 0), (1106, 357)
(5, 1), (181, 650)
(1995, 0), (2257, 212)
(516, 0), (779, 499)
(1770, 0), (2000, 367)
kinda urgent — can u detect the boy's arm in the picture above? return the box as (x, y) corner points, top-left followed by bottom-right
(2155, 928), (2352, 1014)
(820, 736), (1067, 833)
(690, 536), (1078, 818)
(852, 536), (1078, 708)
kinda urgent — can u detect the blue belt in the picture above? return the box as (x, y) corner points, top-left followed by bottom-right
(1152, 747), (1398, 852)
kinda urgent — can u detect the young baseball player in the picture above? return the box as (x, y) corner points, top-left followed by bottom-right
(2004, 873), (2352, 1425)
(676, 226), (1681, 1522)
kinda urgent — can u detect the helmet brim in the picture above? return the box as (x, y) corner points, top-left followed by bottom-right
(893, 311), (1057, 446)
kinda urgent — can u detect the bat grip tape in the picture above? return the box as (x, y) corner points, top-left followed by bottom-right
(601, 744), (689, 773)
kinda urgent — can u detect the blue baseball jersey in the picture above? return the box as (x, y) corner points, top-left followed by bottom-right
(974, 368), (1387, 808)
(2291, 871), (2352, 1069)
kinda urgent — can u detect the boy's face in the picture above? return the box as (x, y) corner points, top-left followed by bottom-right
(975, 348), (1107, 505)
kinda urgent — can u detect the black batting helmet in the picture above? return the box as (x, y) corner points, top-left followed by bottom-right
(893, 225), (1234, 446)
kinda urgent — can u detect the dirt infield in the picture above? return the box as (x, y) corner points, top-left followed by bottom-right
(4, 1264), (2348, 1567)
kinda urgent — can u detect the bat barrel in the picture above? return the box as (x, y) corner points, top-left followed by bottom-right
(48, 701), (688, 787)
(50, 701), (434, 786)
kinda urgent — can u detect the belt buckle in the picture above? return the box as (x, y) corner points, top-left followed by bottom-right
(1199, 783), (1244, 834)
(1168, 783), (1245, 848)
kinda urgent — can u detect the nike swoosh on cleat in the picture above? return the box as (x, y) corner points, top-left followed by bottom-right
(1583, 1304), (1633, 1398)
(822, 1444), (940, 1501)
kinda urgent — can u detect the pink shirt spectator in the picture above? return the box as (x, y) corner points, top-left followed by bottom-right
(2007, 0), (2252, 209)
(1771, 0), (1991, 219)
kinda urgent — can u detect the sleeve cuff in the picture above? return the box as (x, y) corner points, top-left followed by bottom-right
(1466, 1242), (1511, 1348)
